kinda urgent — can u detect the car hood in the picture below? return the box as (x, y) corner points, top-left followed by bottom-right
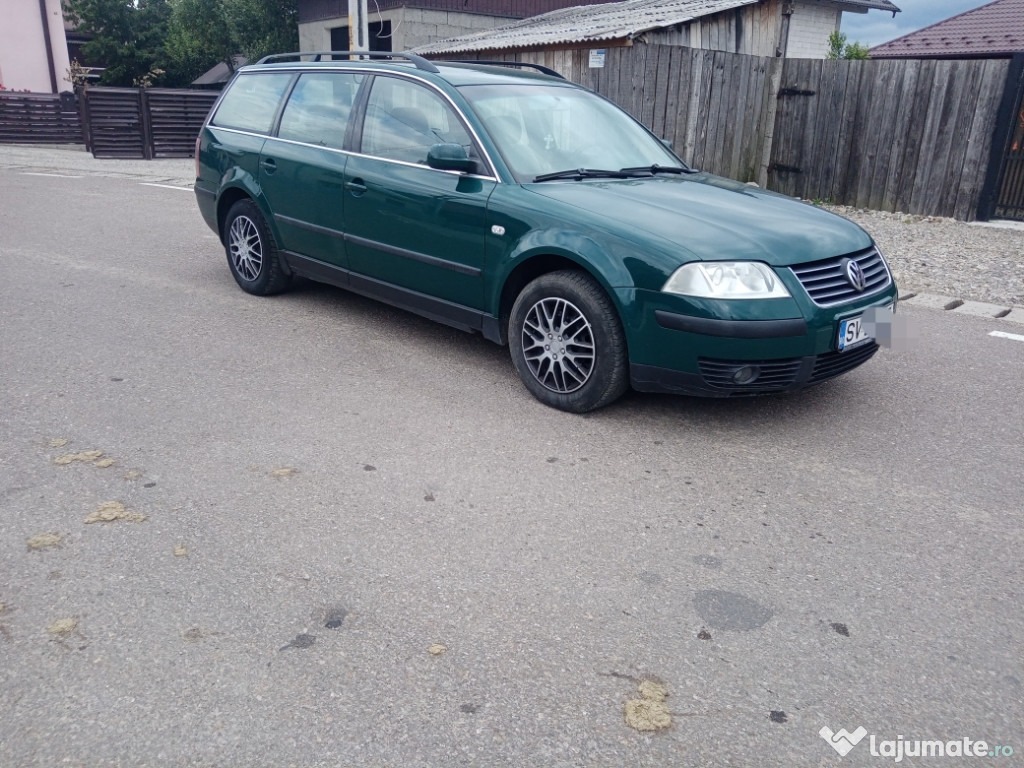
(525, 173), (873, 266)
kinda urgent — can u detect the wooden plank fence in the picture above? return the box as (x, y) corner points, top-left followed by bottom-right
(770, 57), (1009, 221)
(81, 87), (218, 159)
(463, 45), (1013, 221)
(0, 92), (82, 144)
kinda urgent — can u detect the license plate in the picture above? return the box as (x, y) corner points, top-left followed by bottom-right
(837, 306), (892, 352)
(838, 315), (871, 351)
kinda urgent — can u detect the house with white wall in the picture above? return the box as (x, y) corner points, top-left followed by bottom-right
(0, 0), (72, 92)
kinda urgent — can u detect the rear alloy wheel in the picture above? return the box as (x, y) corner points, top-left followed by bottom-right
(509, 270), (629, 412)
(223, 199), (291, 295)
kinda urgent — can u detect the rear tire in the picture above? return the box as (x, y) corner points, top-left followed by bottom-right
(223, 199), (292, 295)
(509, 270), (629, 413)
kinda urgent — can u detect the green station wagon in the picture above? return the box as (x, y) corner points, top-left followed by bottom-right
(195, 52), (898, 412)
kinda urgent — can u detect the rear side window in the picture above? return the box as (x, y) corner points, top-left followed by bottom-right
(212, 73), (293, 134)
(361, 76), (473, 165)
(277, 72), (364, 150)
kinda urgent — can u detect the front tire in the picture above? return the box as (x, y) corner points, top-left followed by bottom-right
(509, 270), (629, 413)
(223, 199), (292, 295)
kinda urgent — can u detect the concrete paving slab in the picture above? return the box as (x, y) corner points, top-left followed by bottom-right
(903, 293), (963, 311)
(951, 300), (1012, 319)
(1001, 309), (1024, 324)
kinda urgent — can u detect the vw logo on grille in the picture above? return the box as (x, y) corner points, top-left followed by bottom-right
(842, 258), (867, 292)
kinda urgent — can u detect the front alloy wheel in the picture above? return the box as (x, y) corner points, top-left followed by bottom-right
(509, 270), (628, 412)
(520, 297), (595, 394)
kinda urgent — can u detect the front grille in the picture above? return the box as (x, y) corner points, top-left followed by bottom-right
(790, 247), (891, 306)
(809, 342), (879, 384)
(698, 358), (803, 391)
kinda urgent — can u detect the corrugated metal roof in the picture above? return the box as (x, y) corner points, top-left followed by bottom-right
(415, 0), (900, 55)
(415, 0), (760, 53)
(871, 0), (1024, 58)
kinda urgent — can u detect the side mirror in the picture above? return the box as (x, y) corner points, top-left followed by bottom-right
(427, 143), (478, 174)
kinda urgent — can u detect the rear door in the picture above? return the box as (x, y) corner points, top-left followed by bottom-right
(343, 74), (495, 310)
(259, 71), (366, 271)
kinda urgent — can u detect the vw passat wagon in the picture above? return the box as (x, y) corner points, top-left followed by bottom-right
(195, 52), (897, 413)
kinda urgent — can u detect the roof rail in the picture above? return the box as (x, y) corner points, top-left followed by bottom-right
(255, 51), (440, 73)
(443, 60), (566, 80)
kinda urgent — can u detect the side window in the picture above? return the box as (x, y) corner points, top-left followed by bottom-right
(212, 73), (293, 134)
(361, 76), (473, 165)
(278, 72), (364, 150)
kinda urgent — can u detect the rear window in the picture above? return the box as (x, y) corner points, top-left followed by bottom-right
(278, 72), (364, 150)
(212, 73), (293, 134)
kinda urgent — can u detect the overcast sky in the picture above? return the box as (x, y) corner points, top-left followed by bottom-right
(840, 0), (996, 48)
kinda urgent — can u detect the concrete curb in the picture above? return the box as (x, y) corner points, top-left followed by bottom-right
(901, 292), (1021, 324)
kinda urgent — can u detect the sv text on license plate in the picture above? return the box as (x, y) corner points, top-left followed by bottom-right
(838, 315), (872, 351)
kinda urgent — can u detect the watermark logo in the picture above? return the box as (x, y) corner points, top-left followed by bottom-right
(819, 725), (1014, 761)
(820, 726), (868, 757)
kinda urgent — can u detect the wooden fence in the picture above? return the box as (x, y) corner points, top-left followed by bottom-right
(81, 87), (219, 159)
(770, 57), (1009, 222)
(0, 92), (82, 144)
(467, 46), (1013, 221)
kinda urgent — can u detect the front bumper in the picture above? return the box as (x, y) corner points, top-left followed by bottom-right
(622, 279), (898, 397)
(631, 341), (879, 396)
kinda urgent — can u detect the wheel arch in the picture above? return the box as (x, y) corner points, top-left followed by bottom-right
(216, 187), (256, 244)
(494, 252), (628, 350)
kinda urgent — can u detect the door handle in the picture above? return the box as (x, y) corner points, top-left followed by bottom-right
(346, 178), (367, 196)
(261, 157), (277, 174)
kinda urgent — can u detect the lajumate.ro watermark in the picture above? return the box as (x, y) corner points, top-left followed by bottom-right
(820, 726), (1015, 762)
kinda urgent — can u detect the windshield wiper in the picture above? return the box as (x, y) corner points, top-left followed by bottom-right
(532, 168), (631, 182)
(618, 164), (699, 176)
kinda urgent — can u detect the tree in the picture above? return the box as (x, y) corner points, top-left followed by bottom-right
(63, 0), (172, 86)
(164, 0), (298, 85)
(223, 0), (299, 64)
(164, 0), (235, 85)
(827, 31), (870, 60)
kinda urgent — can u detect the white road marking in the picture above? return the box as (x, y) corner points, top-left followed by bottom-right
(21, 172), (83, 179)
(989, 331), (1024, 343)
(140, 183), (193, 191)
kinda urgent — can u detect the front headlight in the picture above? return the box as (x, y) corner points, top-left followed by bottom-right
(662, 262), (791, 299)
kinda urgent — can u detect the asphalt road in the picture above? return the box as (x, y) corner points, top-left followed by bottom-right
(1, 163), (1022, 768)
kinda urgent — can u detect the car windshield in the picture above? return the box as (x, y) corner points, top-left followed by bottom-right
(458, 83), (682, 182)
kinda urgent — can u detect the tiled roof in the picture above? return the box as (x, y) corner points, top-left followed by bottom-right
(871, 0), (1024, 58)
(415, 0), (900, 55)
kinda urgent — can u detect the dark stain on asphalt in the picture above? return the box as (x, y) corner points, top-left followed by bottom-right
(459, 703), (480, 714)
(639, 570), (662, 585)
(325, 607), (348, 629)
(144, 482), (156, 488)
(770, 710), (788, 723)
(697, 628), (712, 641)
(424, 493), (435, 502)
(110, 377), (124, 382)
(693, 555), (723, 570)
(546, 457), (558, 463)
(693, 590), (774, 631)
(363, 465), (376, 472)
(830, 622), (850, 637)
(281, 633), (316, 650)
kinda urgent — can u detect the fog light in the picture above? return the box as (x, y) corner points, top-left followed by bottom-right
(733, 366), (760, 385)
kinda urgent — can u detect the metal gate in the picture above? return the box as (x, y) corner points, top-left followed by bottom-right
(981, 54), (1024, 221)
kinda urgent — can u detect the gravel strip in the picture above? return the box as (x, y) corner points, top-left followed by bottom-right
(2, 145), (1021, 308)
(824, 205), (1024, 309)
